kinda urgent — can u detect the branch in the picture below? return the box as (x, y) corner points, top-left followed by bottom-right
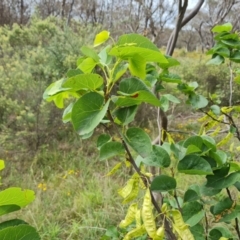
(226, 188), (240, 238)
(166, 0), (188, 56)
(166, 0), (205, 56)
(122, 137), (177, 240)
(222, 112), (240, 141)
(181, 0), (205, 27)
(200, 109), (229, 125)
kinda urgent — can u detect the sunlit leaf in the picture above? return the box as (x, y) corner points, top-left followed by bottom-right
(212, 23), (233, 33)
(71, 92), (110, 135)
(94, 30), (110, 47)
(63, 73), (103, 91)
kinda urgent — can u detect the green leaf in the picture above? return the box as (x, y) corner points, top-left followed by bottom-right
(210, 197), (233, 215)
(0, 160), (5, 171)
(113, 90), (161, 107)
(209, 150), (227, 165)
(104, 226), (119, 238)
(230, 50), (240, 63)
(112, 63), (128, 82)
(182, 201), (204, 227)
(207, 55), (225, 65)
(159, 96), (169, 112)
(0, 188), (35, 208)
(114, 105), (138, 125)
(201, 135), (216, 152)
(188, 94), (208, 109)
(109, 45), (167, 63)
(178, 155), (213, 175)
(231, 163), (240, 175)
(78, 57), (96, 73)
(234, 74), (240, 84)
(183, 136), (203, 150)
(119, 77), (150, 94)
(66, 68), (83, 78)
(200, 185), (221, 196)
(160, 73), (182, 83)
(43, 78), (70, 99)
(209, 227), (233, 240)
(206, 171), (240, 189)
(150, 175), (176, 192)
(63, 73), (103, 91)
(203, 156), (217, 168)
(0, 219), (28, 230)
(128, 55), (146, 79)
(190, 224), (205, 240)
(141, 145), (171, 168)
(80, 131), (94, 139)
(81, 46), (99, 62)
(0, 205), (20, 217)
(158, 55), (180, 69)
(98, 46), (112, 66)
(210, 105), (221, 115)
(0, 224), (40, 240)
(99, 142), (125, 160)
(94, 30), (110, 47)
(71, 92), (110, 135)
(212, 23), (233, 33)
(186, 145), (201, 155)
(163, 94), (180, 103)
(184, 185), (201, 202)
(177, 83), (193, 95)
(97, 134), (111, 149)
(125, 127), (152, 158)
(62, 102), (73, 123)
(210, 47), (230, 58)
(210, 199), (240, 223)
(221, 39), (240, 48)
(171, 143), (186, 161)
(219, 205), (240, 223)
(116, 33), (161, 51)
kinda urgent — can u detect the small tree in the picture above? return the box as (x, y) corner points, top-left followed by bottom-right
(44, 25), (240, 239)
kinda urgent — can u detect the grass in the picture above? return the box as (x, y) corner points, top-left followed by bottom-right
(1, 137), (128, 239)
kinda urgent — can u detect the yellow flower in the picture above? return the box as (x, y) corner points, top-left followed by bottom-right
(38, 183), (47, 191)
(68, 170), (75, 175)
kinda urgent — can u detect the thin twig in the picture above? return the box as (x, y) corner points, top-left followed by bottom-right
(205, 212), (209, 240)
(226, 188), (240, 239)
(174, 190), (182, 211)
(200, 109), (229, 125)
(222, 112), (240, 142)
(229, 61), (233, 107)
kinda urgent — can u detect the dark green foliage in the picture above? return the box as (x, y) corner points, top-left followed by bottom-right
(0, 15), (98, 159)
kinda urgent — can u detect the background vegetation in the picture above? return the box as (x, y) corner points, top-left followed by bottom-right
(1, 1), (240, 239)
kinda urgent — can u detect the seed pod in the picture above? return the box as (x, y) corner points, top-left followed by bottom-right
(105, 162), (122, 176)
(123, 225), (146, 240)
(142, 188), (156, 238)
(171, 209), (194, 240)
(154, 226), (165, 240)
(217, 132), (233, 147)
(118, 173), (140, 204)
(119, 203), (138, 228)
(135, 209), (142, 228)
